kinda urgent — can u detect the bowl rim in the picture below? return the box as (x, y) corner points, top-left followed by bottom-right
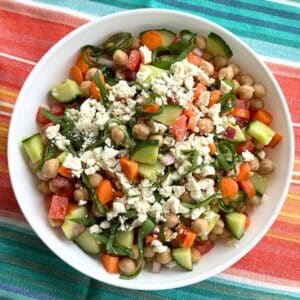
(8, 8), (295, 290)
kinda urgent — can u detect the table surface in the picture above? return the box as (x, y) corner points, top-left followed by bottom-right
(0, 0), (299, 299)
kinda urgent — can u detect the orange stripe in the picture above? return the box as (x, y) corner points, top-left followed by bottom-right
(0, 87), (18, 104)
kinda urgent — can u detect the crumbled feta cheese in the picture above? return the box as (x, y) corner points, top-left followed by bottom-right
(242, 150), (255, 162)
(257, 150), (266, 160)
(152, 82), (168, 96)
(111, 80), (136, 99)
(45, 124), (60, 140)
(78, 200), (87, 206)
(63, 154), (82, 178)
(148, 120), (168, 134)
(201, 165), (216, 177)
(150, 202), (164, 222)
(151, 239), (169, 253)
(190, 207), (206, 220)
(89, 224), (102, 234)
(139, 45), (152, 64)
(220, 80), (233, 94)
(100, 221), (111, 229)
(195, 90), (210, 107)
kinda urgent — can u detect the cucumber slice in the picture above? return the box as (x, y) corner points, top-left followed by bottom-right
(61, 206), (88, 240)
(137, 64), (169, 85)
(140, 29), (175, 47)
(50, 79), (81, 103)
(250, 172), (268, 195)
(152, 104), (183, 126)
(225, 212), (246, 240)
(130, 140), (159, 164)
(172, 248), (193, 271)
(199, 211), (220, 240)
(56, 151), (68, 163)
(74, 229), (101, 254)
(206, 32), (233, 58)
(22, 133), (45, 163)
(246, 120), (275, 145)
(138, 162), (159, 181)
(224, 125), (246, 143)
(115, 230), (134, 249)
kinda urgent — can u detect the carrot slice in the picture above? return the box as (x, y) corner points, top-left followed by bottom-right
(236, 162), (251, 182)
(245, 214), (251, 228)
(231, 107), (250, 119)
(184, 104), (195, 117)
(143, 104), (160, 113)
(90, 81), (100, 100)
(193, 83), (207, 101)
(252, 109), (273, 125)
(239, 179), (256, 198)
(208, 143), (217, 155)
(102, 254), (119, 274)
(145, 234), (155, 244)
(120, 157), (139, 181)
(208, 90), (221, 107)
(267, 132), (282, 148)
(96, 179), (114, 204)
(70, 65), (83, 84)
(182, 231), (197, 248)
(187, 52), (203, 66)
(141, 30), (163, 50)
(77, 55), (89, 75)
(220, 177), (239, 198)
(58, 166), (73, 178)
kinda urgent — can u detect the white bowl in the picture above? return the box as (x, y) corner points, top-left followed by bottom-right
(8, 9), (294, 290)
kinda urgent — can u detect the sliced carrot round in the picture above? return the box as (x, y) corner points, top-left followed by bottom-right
(70, 65), (83, 84)
(220, 177), (239, 198)
(141, 30), (163, 50)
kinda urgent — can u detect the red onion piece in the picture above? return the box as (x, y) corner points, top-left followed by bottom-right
(73, 224), (84, 235)
(224, 126), (236, 139)
(152, 261), (162, 273)
(161, 154), (175, 166)
(235, 117), (249, 128)
(124, 70), (136, 81)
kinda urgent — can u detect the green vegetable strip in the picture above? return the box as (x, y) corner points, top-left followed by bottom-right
(220, 93), (237, 113)
(216, 141), (238, 170)
(137, 219), (155, 258)
(119, 264), (143, 280)
(94, 71), (109, 108)
(169, 30), (196, 54)
(102, 32), (133, 55)
(42, 109), (63, 125)
(181, 194), (219, 209)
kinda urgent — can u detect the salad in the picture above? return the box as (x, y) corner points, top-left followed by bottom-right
(22, 29), (281, 278)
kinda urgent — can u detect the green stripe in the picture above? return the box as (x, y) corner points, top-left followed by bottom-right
(0, 289), (35, 300)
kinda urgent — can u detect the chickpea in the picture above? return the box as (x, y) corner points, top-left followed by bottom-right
(253, 83), (266, 98)
(198, 118), (214, 134)
(232, 79), (240, 95)
(218, 66), (234, 81)
(210, 199), (220, 213)
(213, 56), (228, 71)
(130, 37), (140, 50)
(80, 81), (91, 98)
(118, 258), (136, 275)
(258, 158), (275, 175)
(85, 68), (98, 81)
(144, 246), (155, 258)
(239, 74), (254, 86)
(111, 126), (125, 144)
(195, 35), (206, 50)
(191, 247), (201, 263)
(73, 187), (89, 202)
(249, 157), (260, 171)
(180, 191), (193, 203)
(229, 63), (241, 77)
(199, 61), (214, 76)
(38, 181), (51, 194)
(155, 250), (172, 265)
(113, 50), (128, 67)
(164, 228), (173, 242)
(132, 123), (150, 140)
(42, 159), (59, 179)
(212, 219), (224, 235)
(36, 171), (48, 181)
(248, 195), (261, 208)
(202, 51), (213, 61)
(191, 218), (209, 235)
(166, 213), (179, 228)
(238, 85), (254, 100)
(149, 135), (163, 146)
(88, 173), (103, 188)
(250, 98), (264, 111)
(132, 244), (139, 260)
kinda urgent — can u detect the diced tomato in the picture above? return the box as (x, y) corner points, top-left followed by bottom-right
(48, 195), (69, 220)
(126, 50), (141, 72)
(235, 99), (250, 109)
(235, 139), (255, 154)
(36, 106), (50, 126)
(194, 239), (215, 255)
(49, 175), (75, 199)
(51, 103), (65, 116)
(173, 35), (181, 43)
(170, 115), (187, 141)
(45, 194), (53, 210)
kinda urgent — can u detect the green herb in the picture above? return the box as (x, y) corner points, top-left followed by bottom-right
(220, 93), (237, 113)
(93, 232), (109, 244)
(69, 216), (96, 226)
(215, 140), (238, 170)
(218, 198), (234, 213)
(102, 32), (133, 55)
(85, 137), (105, 151)
(81, 173), (107, 215)
(81, 45), (103, 59)
(34, 144), (58, 172)
(169, 30), (196, 54)
(124, 209), (138, 219)
(94, 71), (109, 108)
(181, 194), (218, 209)
(120, 263), (143, 280)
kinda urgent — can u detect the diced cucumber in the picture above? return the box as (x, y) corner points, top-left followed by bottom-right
(246, 120), (275, 145)
(172, 248), (193, 271)
(50, 79), (81, 103)
(161, 172), (173, 187)
(138, 162), (160, 181)
(61, 206), (88, 240)
(22, 133), (45, 163)
(130, 140), (159, 164)
(136, 64), (169, 85)
(224, 125), (246, 143)
(206, 32), (233, 58)
(250, 172), (268, 195)
(140, 29), (176, 48)
(199, 211), (220, 240)
(57, 151), (68, 163)
(74, 229), (101, 255)
(225, 212), (246, 240)
(152, 104), (183, 126)
(116, 230), (134, 249)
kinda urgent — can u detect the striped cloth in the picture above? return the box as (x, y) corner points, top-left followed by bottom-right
(0, 0), (299, 299)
